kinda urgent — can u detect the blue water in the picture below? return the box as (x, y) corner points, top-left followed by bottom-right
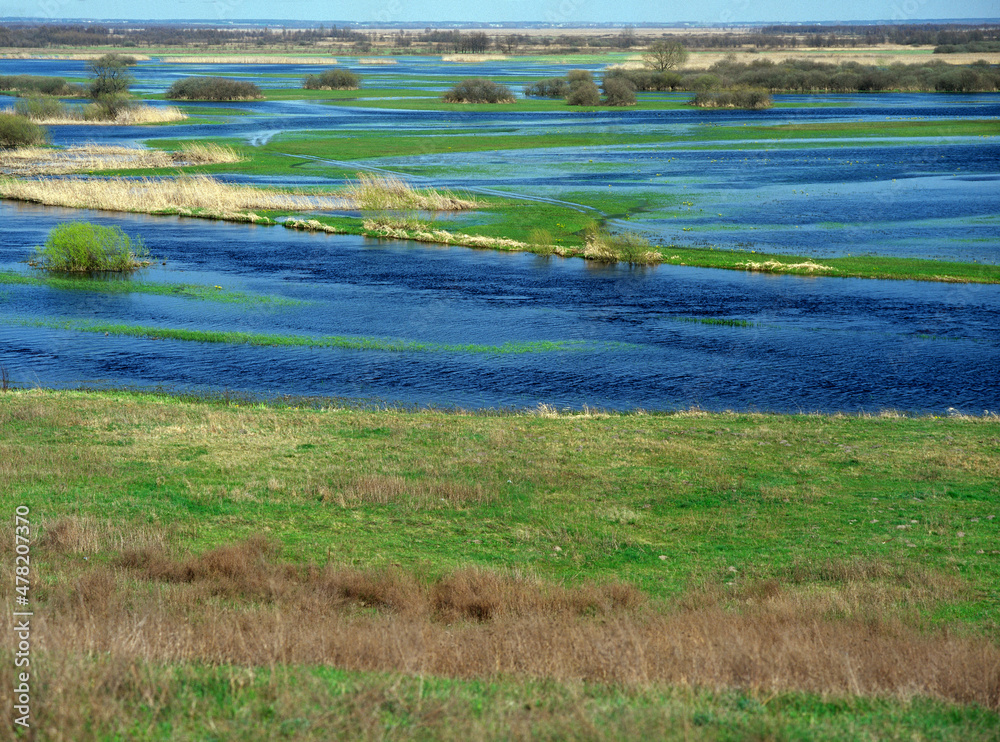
(0, 58), (997, 412)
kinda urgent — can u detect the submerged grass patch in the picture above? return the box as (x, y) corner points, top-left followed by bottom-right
(660, 247), (1000, 284)
(16, 318), (607, 354)
(0, 270), (301, 305)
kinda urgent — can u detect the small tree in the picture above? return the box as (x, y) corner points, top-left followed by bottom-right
(643, 40), (688, 72)
(87, 54), (137, 99)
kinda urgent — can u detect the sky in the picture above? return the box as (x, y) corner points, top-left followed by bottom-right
(4, 0), (997, 24)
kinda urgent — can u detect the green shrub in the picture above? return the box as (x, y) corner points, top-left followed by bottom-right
(33, 222), (149, 272)
(13, 95), (70, 120)
(166, 77), (263, 101)
(303, 69), (360, 90)
(0, 113), (48, 148)
(442, 78), (515, 104)
(0, 75), (84, 96)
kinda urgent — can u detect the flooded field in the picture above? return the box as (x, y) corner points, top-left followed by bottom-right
(1, 57), (997, 411)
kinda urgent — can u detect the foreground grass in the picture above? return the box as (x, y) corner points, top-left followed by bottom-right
(0, 389), (998, 738)
(2, 658), (997, 741)
(0, 389), (998, 736)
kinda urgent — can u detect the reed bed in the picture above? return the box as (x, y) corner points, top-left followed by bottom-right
(441, 54), (507, 62)
(158, 55), (339, 65)
(25, 104), (186, 126)
(0, 143), (244, 175)
(0, 52), (152, 61)
(0, 173), (348, 216)
(357, 58), (398, 65)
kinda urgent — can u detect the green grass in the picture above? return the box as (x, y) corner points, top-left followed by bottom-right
(687, 119), (1000, 143)
(658, 247), (1000, 284)
(2, 389), (998, 619)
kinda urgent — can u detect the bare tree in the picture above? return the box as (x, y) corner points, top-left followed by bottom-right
(643, 40), (689, 72)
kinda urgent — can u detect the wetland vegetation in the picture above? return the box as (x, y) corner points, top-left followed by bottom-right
(31, 221), (149, 272)
(0, 28), (998, 739)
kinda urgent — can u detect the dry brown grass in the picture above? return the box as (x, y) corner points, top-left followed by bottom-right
(737, 259), (836, 274)
(27, 104), (187, 126)
(0, 52), (153, 61)
(175, 142), (246, 164)
(347, 172), (476, 211)
(0, 173), (348, 216)
(0, 143), (243, 175)
(3, 529), (997, 713)
(362, 217), (528, 250)
(441, 54), (507, 62)
(683, 48), (1000, 69)
(158, 55), (339, 64)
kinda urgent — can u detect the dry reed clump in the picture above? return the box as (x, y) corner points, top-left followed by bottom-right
(26, 104), (186, 126)
(346, 172), (476, 211)
(0, 174), (349, 216)
(283, 217), (342, 234)
(357, 58), (397, 65)
(0, 143), (243, 175)
(362, 217), (528, 251)
(5, 533), (998, 713)
(736, 259), (836, 274)
(584, 228), (662, 265)
(175, 142), (246, 164)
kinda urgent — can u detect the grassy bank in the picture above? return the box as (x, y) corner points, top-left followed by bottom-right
(0, 389), (997, 737)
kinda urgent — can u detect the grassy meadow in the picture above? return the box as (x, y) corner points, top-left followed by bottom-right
(1, 389), (999, 739)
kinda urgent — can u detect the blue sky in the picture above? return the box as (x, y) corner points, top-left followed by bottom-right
(5, 0), (997, 23)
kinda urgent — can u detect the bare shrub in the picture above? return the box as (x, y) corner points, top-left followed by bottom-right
(166, 77), (263, 101)
(442, 78), (515, 104)
(303, 69), (360, 90)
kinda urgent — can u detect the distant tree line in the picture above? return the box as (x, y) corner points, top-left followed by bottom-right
(589, 57), (1000, 94)
(2, 22), (997, 55)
